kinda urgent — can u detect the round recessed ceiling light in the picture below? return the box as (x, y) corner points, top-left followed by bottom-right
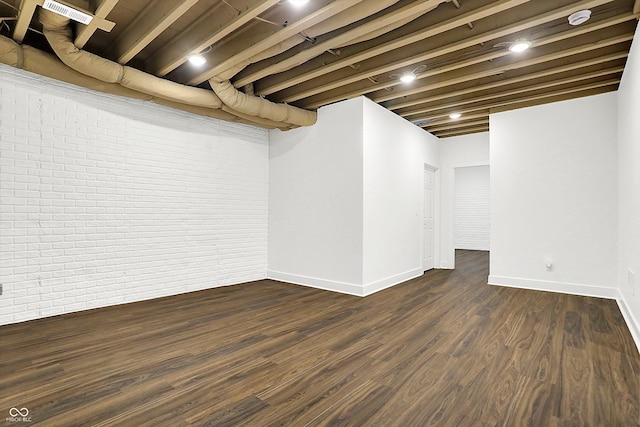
(509, 39), (531, 53)
(188, 54), (207, 66)
(449, 113), (462, 120)
(568, 9), (591, 26)
(289, 0), (310, 6)
(399, 72), (416, 83)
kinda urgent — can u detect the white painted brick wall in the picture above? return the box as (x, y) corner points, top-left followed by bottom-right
(0, 65), (269, 325)
(455, 165), (490, 251)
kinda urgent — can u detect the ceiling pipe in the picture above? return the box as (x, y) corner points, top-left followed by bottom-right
(37, 9), (316, 128)
(209, 78), (316, 125)
(0, 34), (297, 128)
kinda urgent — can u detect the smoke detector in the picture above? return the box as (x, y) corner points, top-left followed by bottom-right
(568, 10), (591, 26)
(42, 0), (93, 24)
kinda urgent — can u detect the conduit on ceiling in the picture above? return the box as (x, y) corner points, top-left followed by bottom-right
(38, 10), (316, 128)
(1, 1), (448, 129)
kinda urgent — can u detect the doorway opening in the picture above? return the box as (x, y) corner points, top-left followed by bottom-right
(453, 166), (490, 265)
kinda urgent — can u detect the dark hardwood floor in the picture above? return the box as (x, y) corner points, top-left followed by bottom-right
(1, 250), (638, 426)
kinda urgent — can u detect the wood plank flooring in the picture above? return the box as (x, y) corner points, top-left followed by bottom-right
(1, 250), (638, 426)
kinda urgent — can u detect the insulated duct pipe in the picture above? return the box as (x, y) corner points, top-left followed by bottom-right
(210, 79), (316, 125)
(0, 34), (283, 127)
(38, 10), (316, 127)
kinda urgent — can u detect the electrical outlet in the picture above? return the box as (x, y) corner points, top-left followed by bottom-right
(628, 269), (636, 296)
(545, 260), (554, 272)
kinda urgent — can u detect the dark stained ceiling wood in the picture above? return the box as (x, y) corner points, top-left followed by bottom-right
(2, 0), (638, 137)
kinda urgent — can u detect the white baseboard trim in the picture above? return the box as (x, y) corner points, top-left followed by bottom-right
(267, 268), (424, 297)
(488, 275), (620, 299)
(363, 268), (423, 296)
(617, 297), (640, 355)
(267, 270), (364, 296)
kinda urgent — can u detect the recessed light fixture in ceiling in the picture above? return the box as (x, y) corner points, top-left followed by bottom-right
(449, 113), (462, 120)
(568, 10), (592, 26)
(509, 39), (531, 53)
(392, 65), (427, 84)
(188, 54), (207, 66)
(400, 72), (416, 83)
(289, 0), (310, 6)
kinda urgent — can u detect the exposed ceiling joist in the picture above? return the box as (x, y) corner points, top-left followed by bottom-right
(280, 0), (616, 105)
(488, 86), (614, 113)
(406, 66), (623, 118)
(432, 125), (489, 137)
(232, 0), (451, 89)
(375, 30), (633, 103)
(186, 0), (366, 85)
(416, 78), (619, 123)
(389, 50), (629, 111)
(2, 0), (636, 137)
(427, 118), (489, 132)
(12, 0), (37, 42)
(74, 0), (118, 48)
(147, 0), (280, 77)
(251, 0), (530, 96)
(304, 26), (634, 109)
(108, 0), (198, 65)
(425, 111), (488, 126)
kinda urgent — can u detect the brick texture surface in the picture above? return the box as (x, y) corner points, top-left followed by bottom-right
(455, 165), (490, 251)
(0, 65), (269, 325)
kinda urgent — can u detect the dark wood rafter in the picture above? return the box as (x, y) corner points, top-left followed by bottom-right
(3, 0), (637, 135)
(106, 0), (199, 64)
(74, 0), (118, 48)
(146, 0), (281, 77)
(284, 1), (627, 108)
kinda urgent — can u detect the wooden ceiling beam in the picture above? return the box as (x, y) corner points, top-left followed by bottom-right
(431, 125), (489, 137)
(74, 0), (118, 48)
(488, 86), (615, 113)
(277, 0), (617, 105)
(107, 0), (198, 65)
(413, 78), (619, 123)
(376, 12), (636, 103)
(232, 0), (449, 89)
(388, 51), (629, 111)
(244, 0), (530, 93)
(186, 0), (365, 86)
(303, 30), (633, 109)
(12, 0), (38, 42)
(427, 118), (489, 132)
(402, 66), (623, 118)
(374, 29), (632, 104)
(146, 0), (280, 77)
(634, 0), (639, 14)
(424, 111), (489, 127)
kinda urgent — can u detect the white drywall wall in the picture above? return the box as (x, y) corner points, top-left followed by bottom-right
(439, 132), (490, 267)
(268, 97), (364, 295)
(269, 97), (439, 295)
(489, 92), (618, 297)
(0, 65), (269, 325)
(617, 20), (640, 349)
(362, 98), (440, 292)
(455, 165), (490, 250)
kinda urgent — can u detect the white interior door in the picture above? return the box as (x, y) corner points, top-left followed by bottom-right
(423, 167), (435, 271)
